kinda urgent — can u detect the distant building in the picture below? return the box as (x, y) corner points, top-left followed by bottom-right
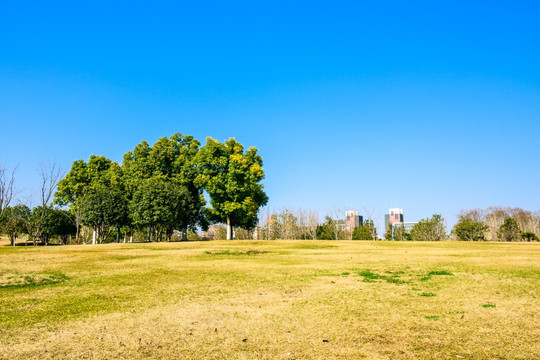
(385, 208), (404, 230)
(393, 222), (416, 232)
(384, 208), (418, 240)
(345, 210), (363, 231)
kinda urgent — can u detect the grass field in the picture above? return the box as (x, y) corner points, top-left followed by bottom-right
(0, 238), (539, 359)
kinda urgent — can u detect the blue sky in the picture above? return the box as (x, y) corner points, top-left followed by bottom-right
(1, 1), (539, 232)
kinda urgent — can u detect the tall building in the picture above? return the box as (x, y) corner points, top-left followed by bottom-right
(385, 208), (404, 230)
(384, 208), (419, 240)
(345, 210), (363, 231)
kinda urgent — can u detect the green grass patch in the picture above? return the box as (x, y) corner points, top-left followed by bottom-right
(419, 292), (436, 297)
(428, 270), (454, 276)
(357, 269), (410, 284)
(482, 303), (496, 308)
(425, 315), (439, 320)
(204, 249), (269, 256)
(290, 244), (337, 250)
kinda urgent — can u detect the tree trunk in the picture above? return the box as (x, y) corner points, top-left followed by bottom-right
(227, 216), (234, 240)
(181, 229), (187, 241)
(92, 230), (96, 245)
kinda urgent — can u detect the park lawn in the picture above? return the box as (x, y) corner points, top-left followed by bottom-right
(0, 239), (539, 359)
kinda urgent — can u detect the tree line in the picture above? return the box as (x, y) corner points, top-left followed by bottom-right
(2, 148), (540, 244)
(0, 134), (268, 245)
(232, 208), (540, 242)
(452, 207), (540, 242)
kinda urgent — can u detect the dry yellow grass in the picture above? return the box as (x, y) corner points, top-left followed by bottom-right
(0, 238), (539, 359)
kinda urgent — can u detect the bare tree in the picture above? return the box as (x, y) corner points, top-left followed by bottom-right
(534, 210), (540, 236)
(484, 207), (508, 241)
(328, 208), (346, 240)
(308, 209), (318, 240)
(296, 208), (318, 240)
(32, 162), (63, 245)
(0, 163), (16, 218)
(458, 208), (486, 223)
(279, 208), (299, 239)
(459, 206), (540, 242)
(508, 208), (538, 236)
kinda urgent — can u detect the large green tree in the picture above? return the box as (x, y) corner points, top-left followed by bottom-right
(83, 185), (128, 244)
(122, 133), (206, 241)
(130, 176), (202, 241)
(55, 155), (122, 243)
(196, 137), (268, 240)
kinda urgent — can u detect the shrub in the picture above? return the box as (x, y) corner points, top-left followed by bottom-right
(452, 217), (489, 241)
(520, 232), (539, 242)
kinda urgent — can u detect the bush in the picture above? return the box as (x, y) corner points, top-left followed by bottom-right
(520, 232), (539, 242)
(452, 217), (489, 241)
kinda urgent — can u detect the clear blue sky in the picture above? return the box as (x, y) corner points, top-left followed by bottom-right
(1, 1), (539, 232)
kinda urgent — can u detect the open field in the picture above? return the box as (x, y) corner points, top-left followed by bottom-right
(0, 239), (539, 359)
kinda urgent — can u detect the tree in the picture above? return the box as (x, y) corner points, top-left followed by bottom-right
(384, 222), (393, 241)
(352, 220), (377, 240)
(0, 205), (28, 246)
(0, 163), (16, 218)
(316, 217), (334, 240)
(40, 207), (77, 245)
(55, 155), (118, 243)
(196, 137), (268, 240)
(497, 217), (521, 242)
(452, 217), (489, 241)
(484, 207), (510, 241)
(278, 209), (299, 239)
(83, 185), (128, 244)
(352, 225), (371, 240)
(56, 156), (129, 244)
(123, 134), (206, 241)
(28, 162), (63, 245)
(316, 216), (345, 240)
(130, 176), (193, 241)
(393, 224), (411, 241)
(55, 159), (90, 243)
(410, 214), (446, 241)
